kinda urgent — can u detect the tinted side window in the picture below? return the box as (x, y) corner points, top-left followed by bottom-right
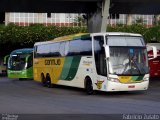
(60, 42), (65, 56)
(34, 37), (92, 58)
(36, 44), (50, 57)
(50, 43), (60, 57)
(35, 43), (60, 58)
(67, 38), (92, 56)
(67, 40), (81, 56)
(80, 38), (92, 55)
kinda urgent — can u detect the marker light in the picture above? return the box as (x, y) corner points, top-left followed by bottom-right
(143, 77), (149, 81)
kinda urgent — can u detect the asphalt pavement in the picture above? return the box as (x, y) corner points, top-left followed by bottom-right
(0, 77), (160, 120)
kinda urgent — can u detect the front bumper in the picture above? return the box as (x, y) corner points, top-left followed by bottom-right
(106, 80), (149, 91)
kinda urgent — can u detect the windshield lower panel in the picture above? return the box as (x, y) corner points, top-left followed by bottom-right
(109, 47), (149, 75)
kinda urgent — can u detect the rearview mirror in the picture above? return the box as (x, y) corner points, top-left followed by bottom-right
(152, 46), (157, 59)
(147, 46), (157, 60)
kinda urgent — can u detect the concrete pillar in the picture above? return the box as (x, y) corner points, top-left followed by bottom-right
(101, 0), (110, 32)
(126, 14), (132, 25)
(5, 12), (10, 26)
(87, 0), (110, 33)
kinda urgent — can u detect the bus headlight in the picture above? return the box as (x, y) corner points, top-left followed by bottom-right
(143, 77), (149, 81)
(109, 77), (120, 83)
(25, 63), (28, 68)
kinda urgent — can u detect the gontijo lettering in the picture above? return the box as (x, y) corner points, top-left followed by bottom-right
(45, 59), (61, 65)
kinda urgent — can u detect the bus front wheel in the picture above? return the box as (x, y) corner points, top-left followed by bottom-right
(85, 78), (94, 95)
(46, 74), (52, 88)
(41, 74), (46, 87)
(19, 78), (27, 81)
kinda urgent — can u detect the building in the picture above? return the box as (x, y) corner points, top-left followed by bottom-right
(5, 13), (83, 27)
(4, 12), (160, 27)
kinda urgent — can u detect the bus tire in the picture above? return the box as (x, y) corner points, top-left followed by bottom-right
(19, 78), (26, 81)
(46, 74), (52, 88)
(85, 77), (94, 95)
(41, 73), (46, 87)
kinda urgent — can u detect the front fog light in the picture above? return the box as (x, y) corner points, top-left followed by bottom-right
(109, 78), (120, 83)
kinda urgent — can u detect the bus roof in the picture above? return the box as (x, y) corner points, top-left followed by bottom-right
(34, 33), (90, 46)
(91, 32), (142, 37)
(10, 48), (33, 55)
(54, 33), (89, 42)
(34, 32), (142, 46)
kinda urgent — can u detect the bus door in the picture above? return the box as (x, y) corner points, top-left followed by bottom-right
(93, 36), (107, 90)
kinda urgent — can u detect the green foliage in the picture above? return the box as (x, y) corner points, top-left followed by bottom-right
(0, 24), (87, 56)
(107, 24), (160, 43)
(143, 25), (160, 43)
(74, 15), (86, 27)
(0, 23), (160, 57)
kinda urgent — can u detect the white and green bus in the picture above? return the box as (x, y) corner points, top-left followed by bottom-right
(33, 32), (149, 94)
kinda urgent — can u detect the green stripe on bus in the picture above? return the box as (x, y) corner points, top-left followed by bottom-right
(65, 56), (81, 81)
(132, 76), (139, 80)
(136, 76), (144, 81)
(132, 76), (144, 81)
(27, 67), (33, 78)
(59, 57), (73, 80)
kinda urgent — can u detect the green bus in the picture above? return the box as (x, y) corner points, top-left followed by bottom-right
(8, 48), (33, 80)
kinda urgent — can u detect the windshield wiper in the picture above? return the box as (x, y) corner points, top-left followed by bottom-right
(132, 60), (143, 74)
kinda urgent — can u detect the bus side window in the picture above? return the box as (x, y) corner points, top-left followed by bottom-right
(64, 41), (69, 56)
(66, 38), (92, 56)
(60, 42), (65, 56)
(50, 42), (60, 57)
(67, 40), (81, 56)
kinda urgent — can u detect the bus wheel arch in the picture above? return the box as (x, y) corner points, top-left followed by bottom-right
(46, 73), (52, 88)
(84, 76), (94, 95)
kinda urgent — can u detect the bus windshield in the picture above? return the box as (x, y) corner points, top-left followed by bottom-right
(8, 54), (30, 70)
(109, 47), (149, 75)
(106, 36), (149, 75)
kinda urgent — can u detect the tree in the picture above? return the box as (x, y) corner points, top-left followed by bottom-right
(74, 14), (86, 27)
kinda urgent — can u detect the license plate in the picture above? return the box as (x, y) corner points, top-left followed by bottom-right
(128, 85), (135, 88)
